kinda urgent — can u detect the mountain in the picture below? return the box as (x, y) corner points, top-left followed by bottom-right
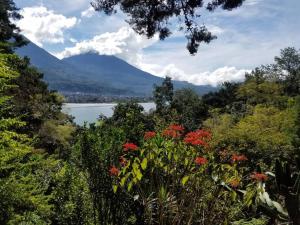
(16, 40), (216, 98)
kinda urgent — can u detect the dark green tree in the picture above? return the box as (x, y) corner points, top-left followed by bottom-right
(107, 101), (154, 143)
(153, 76), (174, 114)
(0, 0), (26, 53)
(202, 81), (240, 110)
(171, 88), (208, 130)
(91, 0), (244, 54)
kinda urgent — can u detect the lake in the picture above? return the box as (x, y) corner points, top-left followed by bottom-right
(62, 102), (156, 125)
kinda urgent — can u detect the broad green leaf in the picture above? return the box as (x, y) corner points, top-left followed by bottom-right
(182, 176), (189, 186)
(113, 185), (118, 193)
(128, 182), (133, 191)
(120, 177), (127, 187)
(141, 158), (148, 170)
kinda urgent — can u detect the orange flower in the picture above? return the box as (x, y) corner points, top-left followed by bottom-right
(144, 131), (156, 140)
(229, 179), (240, 188)
(162, 129), (180, 138)
(195, 157), (208, 165)
(168, 124), (184, 132)
(123, 143), (138, 151)
(251, 172), (268, 182)
(162, 124), (184, 138)
(231, 154), (248, 163)
(109, 166), (119, 176)
(184, 129), (211, 146)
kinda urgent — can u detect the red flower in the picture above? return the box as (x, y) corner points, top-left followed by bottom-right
(162, 124), (184, 138)
(229, 179), (240, 188)
(119, 156), (128, 167)
(109, 166), (119, 176)
(144, 131), (156, 140)
(184, 129), (211, 146)
(194, 157), (208, 165)
(231, 154), (248, 163)
(123, 143), (138, 151)
(168, 124), (184, 132)
(251, 172), (268, 182)
(162, 129), (180, 138)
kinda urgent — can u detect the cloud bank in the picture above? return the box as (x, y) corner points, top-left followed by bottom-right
(55, 27), (158, 66)
(16, 6), (78, 47)
(139, 63), (248, 87)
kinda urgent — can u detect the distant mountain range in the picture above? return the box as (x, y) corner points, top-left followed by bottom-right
(16, 40), (216, 99)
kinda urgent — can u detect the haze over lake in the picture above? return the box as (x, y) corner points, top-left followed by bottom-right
(63, 103), (155, 125)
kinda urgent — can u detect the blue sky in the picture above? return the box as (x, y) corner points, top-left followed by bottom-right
(14, 0), (300, 86)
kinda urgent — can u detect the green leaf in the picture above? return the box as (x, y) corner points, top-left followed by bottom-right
(141, 158), (148, 170)
(182, 176), (190, 186)
(136, 169), (143, 181)
(113, 185), (118, 193)
(120, 177), (127, 187)
(128, 182), (133, 191)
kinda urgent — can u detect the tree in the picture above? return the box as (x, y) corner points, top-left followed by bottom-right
(107, 101), (154, 143)
(0, 53), (60, 224)
(274, 47), (300, 96)
(1, 55), (75, 157)
(91, 0), (244, 54)
(0, 0), (26, 53)
(153, 76), (174, 114)
(171, 88), (208, 130)
(202, 82), (240, 110)
(249, 47), (300, 96)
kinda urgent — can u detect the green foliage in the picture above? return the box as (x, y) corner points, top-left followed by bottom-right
(153, 76), (174, 114)
(0, 52), (63, 224)
(202, 82), (240, 110)
(107, 101), (154, 143)
(113, 129), (257, 224)
(205, 104), (297, 163)
(171, 88), (208, 130)
(74, 124), (136, 224)
(0, 0), (27, 53)
(238, 70), (287, 107)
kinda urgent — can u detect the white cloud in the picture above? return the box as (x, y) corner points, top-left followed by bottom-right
(139, 63), (249, 87)
(69, 38), (78, 43)
(244, 0), (262, 6)
(16, 6), (78, 47)
(81, 6), (96, 18)
(55, 27), (158, 65)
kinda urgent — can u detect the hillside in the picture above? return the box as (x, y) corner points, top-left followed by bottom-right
(16, 40), (216, 98)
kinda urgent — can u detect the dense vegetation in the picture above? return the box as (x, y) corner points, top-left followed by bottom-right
(1, 0), (300, 224)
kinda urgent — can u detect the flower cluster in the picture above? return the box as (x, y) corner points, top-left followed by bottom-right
(144, 131), (156, 140)
(109, 166), (119, 176)
(251, 172), (268, 182)
(184, 130), (211, 146)
(162, 124), (184, 138)
(231, 154), (248, 163)
(194, 157), (208, 165)
(123, 142), (138, 151)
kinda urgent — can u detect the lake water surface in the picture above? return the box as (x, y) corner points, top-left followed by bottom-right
(62, 103), (155, 125)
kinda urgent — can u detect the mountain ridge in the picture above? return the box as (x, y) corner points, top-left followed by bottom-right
(16, 39), (216, 98)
